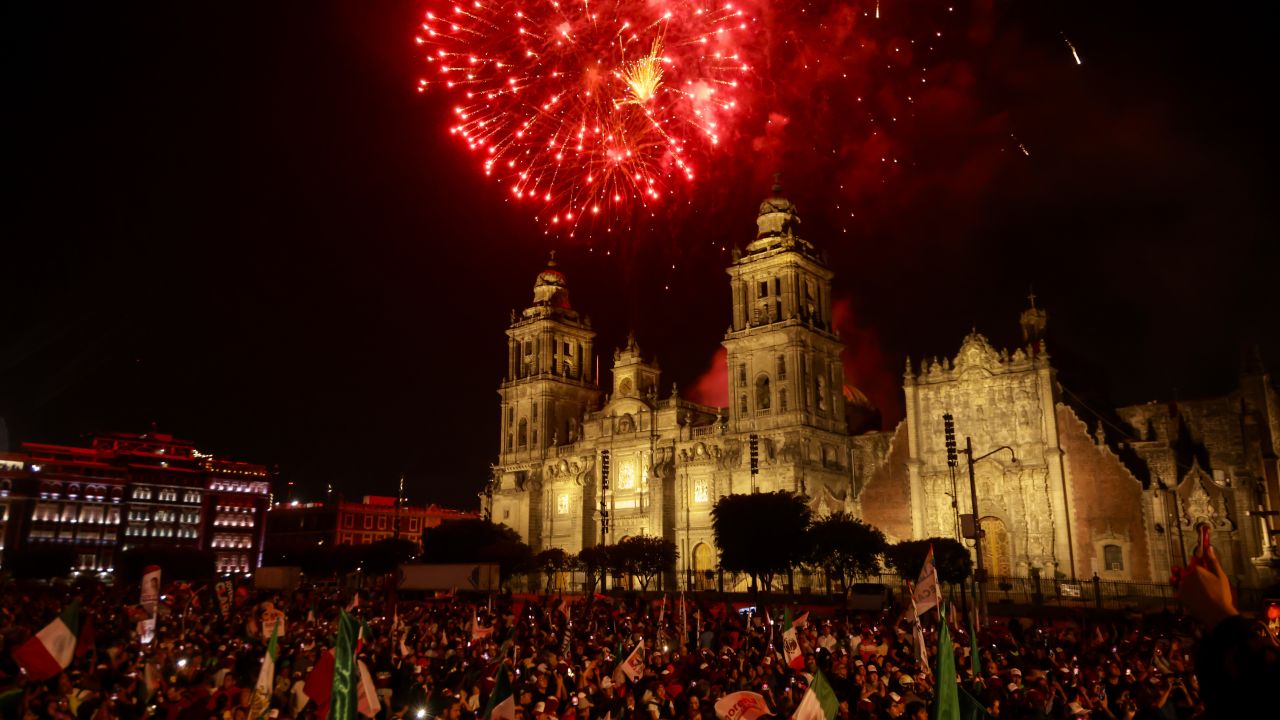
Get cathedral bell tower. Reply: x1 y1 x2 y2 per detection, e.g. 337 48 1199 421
722 181 846 434
499 254 601 462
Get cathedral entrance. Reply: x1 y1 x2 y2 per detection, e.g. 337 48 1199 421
692 542 714 591
980 516 1013 578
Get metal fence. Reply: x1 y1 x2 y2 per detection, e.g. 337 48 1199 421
505 568 1266 611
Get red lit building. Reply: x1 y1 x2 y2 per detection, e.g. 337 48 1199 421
264 495 478 558
334 495 476 546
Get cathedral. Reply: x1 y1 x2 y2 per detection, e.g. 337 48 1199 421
486 186 1280 591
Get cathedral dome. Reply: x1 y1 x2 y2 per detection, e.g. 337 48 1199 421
755 178 801 240
532 253 571 309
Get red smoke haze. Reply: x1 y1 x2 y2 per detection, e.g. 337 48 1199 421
683 299 902 430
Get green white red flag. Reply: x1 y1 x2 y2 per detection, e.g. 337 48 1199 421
782 608 805 671
249 625 279 719
791 671 838 720
483 664 516 720
13 601 82 681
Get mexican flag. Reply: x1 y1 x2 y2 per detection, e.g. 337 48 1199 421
781 608 805 671
249 625 280 720
792 671 838 720
303 617 380 720
13 601 82 681
483 664 516 720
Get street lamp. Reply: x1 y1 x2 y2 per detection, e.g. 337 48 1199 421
944 413 1016 627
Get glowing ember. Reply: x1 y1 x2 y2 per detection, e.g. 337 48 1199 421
416 0 751 231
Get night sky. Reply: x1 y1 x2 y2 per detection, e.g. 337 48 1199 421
5 1 1276 510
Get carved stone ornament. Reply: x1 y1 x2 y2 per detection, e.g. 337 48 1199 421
953 332 1003 375
1179 463 1234 531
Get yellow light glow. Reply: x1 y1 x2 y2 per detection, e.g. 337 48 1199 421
619 37 664 106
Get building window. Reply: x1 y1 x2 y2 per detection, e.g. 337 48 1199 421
755 374 771 412
363 515 372 530
779 389 788 412
777 356 786 379
739 395 748 415
518 419 528 447
503 509 510 520
132 487 151 500
343 515 353 528
1104 544 1123 571
758 280 768 297
377 517 387 531
738 365 747 387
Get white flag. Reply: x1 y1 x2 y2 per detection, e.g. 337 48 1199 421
357 658 381 717
713 691 772 720
912 546 938 616
472 612 495 641
617 640 645 682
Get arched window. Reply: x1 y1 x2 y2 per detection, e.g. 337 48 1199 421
755 374 771 412
1104 544 1124 571
777 355 786 379
518 419 528 447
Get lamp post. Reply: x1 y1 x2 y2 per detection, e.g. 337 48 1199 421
944 414 1016 627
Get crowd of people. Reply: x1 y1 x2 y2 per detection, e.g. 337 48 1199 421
0 548 1274 720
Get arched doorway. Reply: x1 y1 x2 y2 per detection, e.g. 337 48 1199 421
980 516 1013 578
692 542 714 591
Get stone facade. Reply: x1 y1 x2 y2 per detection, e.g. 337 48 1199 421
488 190 1280 590
489 188 859 587
1113 353 1280 588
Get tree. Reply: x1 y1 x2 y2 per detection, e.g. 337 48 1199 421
711 491 811 592
806 512 887 600
117 547 216 583
533 547 573 593
883 538 973 585
363 537 420 575
7 546 76 580
421 519 533 581
606 536 677 591
577 545 609 594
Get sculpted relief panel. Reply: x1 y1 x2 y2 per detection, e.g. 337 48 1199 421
915 372 1046 469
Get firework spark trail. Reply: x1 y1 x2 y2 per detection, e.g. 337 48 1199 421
1062 33 1082 65
417 0 751 234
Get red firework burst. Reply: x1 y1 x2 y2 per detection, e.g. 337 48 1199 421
416 0 751 232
